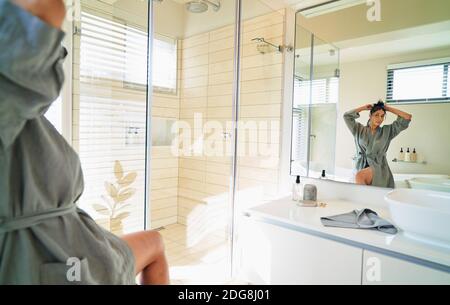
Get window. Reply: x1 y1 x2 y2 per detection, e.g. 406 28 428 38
292 107 309 176
386 59 450 103
80 12 177 93
152 36 178 94
45 96 62 134
293 75 339 106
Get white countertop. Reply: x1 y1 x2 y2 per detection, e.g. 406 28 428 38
245 197 450 269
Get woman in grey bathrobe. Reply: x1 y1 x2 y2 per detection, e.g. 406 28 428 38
344 101 412 188
0 0 169 284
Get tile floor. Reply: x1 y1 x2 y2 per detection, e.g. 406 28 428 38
159 223 247 285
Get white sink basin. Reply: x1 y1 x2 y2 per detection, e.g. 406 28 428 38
385 189 450 248
408 178 450 193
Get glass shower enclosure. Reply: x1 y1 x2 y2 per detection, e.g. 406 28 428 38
291 23 340 180
70 0 286 284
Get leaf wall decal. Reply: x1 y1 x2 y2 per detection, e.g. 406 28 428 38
114 160 124 181
119 172 137 187
115 212 131 221
105 182 118 198
93 204 110 216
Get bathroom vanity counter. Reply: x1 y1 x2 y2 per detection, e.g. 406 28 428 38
243 197 450 272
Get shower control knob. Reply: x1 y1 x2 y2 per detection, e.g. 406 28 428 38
223 132 232 140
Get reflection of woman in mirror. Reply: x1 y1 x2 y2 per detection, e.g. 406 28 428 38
344 101 412 188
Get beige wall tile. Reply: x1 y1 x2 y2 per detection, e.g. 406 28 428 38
183 33 209 49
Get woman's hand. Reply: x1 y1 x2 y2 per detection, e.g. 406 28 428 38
12 0 66 29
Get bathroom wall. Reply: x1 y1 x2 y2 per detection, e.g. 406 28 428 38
336 47 450 176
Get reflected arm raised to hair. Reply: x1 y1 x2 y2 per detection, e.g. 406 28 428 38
385 105 412 121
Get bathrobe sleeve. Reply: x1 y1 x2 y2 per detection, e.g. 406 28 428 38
0 0 66 148
343 110 364 136
387 115 411 140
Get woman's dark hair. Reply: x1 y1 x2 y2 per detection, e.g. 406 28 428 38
367 100 386 126
370 100 386 115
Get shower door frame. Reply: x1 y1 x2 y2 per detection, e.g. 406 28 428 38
144 0 244 279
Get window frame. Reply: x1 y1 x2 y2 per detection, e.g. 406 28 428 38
45 15 73 143
386 58 450 105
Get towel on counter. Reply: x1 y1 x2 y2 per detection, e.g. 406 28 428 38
320 209 398 235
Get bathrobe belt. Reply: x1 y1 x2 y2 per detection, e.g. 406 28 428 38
0 204 77 234
358 152 386 163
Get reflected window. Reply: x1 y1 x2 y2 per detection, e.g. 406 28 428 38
294 76 339 106
387 60 450 103
45 96 62 134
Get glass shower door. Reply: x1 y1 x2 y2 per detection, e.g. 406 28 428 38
309 37 339 179
235 0 287 280
150 0 237 284
290 24 340 179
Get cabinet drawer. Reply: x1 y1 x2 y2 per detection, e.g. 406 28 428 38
240 218 363 285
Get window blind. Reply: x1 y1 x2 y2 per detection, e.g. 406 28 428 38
293 76 339 106
292 107 309 162
80 12 177 92
386 62 450 103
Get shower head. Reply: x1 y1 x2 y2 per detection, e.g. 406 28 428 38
186 0 221 13
252 37 282 54
186 1 208 13
252 38 264 42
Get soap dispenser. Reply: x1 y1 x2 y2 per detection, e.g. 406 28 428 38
404 148 411 162
411 148 417 162
399 148 405 161
292 176 303 201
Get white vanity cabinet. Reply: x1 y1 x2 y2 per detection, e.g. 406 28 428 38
240 216 450 285
362 251 450 285
240 217 363 285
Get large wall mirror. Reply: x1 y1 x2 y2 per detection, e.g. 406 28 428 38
291 0 450 190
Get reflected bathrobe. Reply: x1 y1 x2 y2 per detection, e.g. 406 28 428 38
0 0 135 284
343 110 410 188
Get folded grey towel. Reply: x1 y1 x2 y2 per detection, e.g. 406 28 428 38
321 209 398 235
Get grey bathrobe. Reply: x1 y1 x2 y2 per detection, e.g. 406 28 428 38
0 0 135 284
343 110 410 188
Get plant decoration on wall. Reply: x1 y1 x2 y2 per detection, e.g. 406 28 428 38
93 160 137 235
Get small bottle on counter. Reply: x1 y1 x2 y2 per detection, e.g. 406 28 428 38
411 148 417 162
292 176 303 201
320 170 326 179
399 148 405 161
404 148 411 162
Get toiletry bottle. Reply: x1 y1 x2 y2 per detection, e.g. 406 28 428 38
404 148 411 162
321 170 326 179
399 148 404 161
411 148 417 162
292 176 303 201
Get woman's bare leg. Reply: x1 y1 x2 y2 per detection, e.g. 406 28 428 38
122 231 170 285
355 167 374 185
